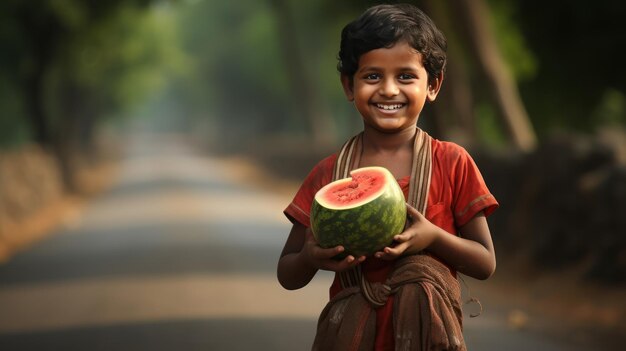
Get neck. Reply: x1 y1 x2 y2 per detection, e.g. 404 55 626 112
362 126 417 152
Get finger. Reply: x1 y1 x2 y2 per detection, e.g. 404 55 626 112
406 203 423 219
326 255 365 272
373 251 389 260
340 254 366 265
322 254 353 270
376 243 408 260
375 252 396 260
383 244 407 260
339 255 366 270
393 231 412 243
314 245 345 260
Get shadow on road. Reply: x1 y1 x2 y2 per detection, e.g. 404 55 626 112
0 317 317 351
0 221 285 286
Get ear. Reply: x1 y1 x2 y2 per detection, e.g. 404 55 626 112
340 74 355 101
426 71 444 102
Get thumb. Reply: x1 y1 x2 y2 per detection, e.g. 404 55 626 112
305 228 318 243
406 203 425 221
406 204 424 225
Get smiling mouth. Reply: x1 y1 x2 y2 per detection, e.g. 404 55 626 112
375 103 405 110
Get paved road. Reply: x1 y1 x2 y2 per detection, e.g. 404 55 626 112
0 135 615 350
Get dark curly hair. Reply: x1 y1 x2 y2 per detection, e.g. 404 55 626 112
337 3 447 86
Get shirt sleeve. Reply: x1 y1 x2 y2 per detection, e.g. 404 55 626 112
450 145 499 227
283 155 336 227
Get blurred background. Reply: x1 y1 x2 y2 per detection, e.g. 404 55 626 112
0 0 624 350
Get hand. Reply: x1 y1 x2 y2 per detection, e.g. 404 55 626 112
374 203 440 260
301 228 366 272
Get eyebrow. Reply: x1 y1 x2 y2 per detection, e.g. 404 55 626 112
358 66 420 73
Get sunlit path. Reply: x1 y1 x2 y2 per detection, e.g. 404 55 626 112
0 273 329 333
0 134 332 350
0 135 612 350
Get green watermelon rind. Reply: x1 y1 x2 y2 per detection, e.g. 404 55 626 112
310 167 407 257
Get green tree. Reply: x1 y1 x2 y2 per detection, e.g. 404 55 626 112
515 0 626 134
0 0 185 191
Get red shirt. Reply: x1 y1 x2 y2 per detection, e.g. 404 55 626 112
284 138 498 350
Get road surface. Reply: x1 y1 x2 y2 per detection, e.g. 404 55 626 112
0 135 616 350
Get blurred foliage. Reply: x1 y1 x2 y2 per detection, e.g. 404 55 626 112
177 0 290 139
161 0 365 149
0 0 185 150
515 0 626 135
47 2 187 129
166 0 625 150
1 0 625 152
593 89 626 127
0 75 28 146
487 0 537 81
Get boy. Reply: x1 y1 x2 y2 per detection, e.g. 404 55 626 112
278 4 498 350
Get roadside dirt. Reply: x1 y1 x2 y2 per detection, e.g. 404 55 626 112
0 161 119 263
474 258 625 346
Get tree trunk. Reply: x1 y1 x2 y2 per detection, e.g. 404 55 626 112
17 5 57 148
268 0 335 146
420 0 477 145
53 80 87 194
23 64 51 147
454 0 537 152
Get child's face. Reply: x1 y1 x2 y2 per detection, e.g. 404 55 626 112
341 41 441 133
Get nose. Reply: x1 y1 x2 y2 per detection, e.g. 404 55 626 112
379 78 399 97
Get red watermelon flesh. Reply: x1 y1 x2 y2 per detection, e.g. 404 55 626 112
319 172 385 207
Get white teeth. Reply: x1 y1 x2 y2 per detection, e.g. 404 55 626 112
376 103 403 110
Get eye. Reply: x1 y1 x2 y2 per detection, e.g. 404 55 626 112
363 73 381 81
398 73 416 81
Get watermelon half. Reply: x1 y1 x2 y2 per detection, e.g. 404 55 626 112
311 166 407 257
